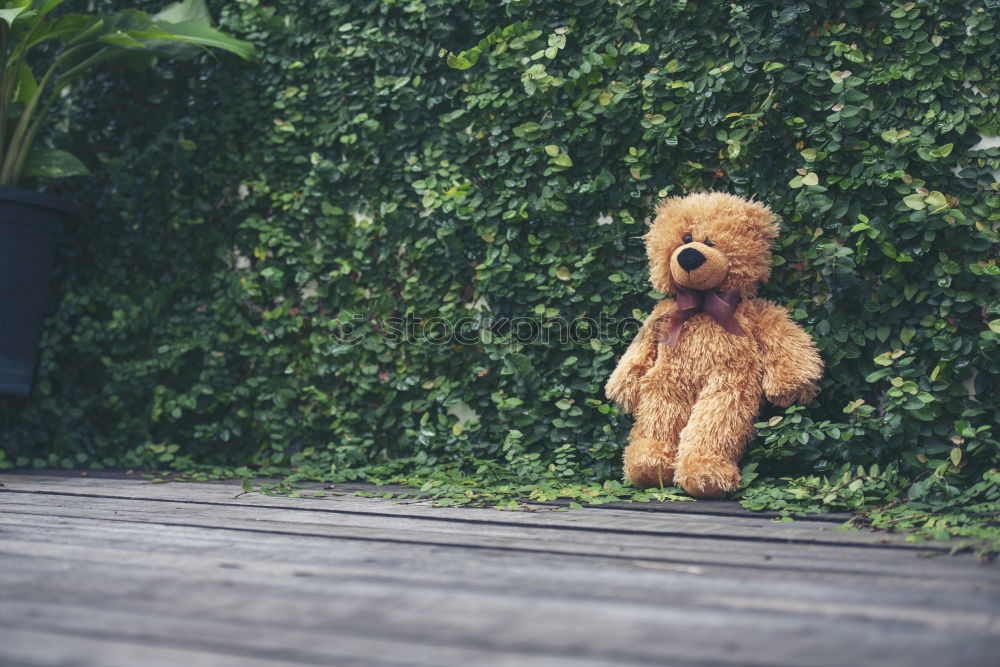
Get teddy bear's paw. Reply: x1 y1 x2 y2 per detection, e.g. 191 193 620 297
675 456 741 499
605 373 644 414
767 382 819 408
623 438 677 489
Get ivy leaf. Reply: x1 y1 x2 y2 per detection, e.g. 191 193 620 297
446 51 480 70
930 143 953 158
924 191 947 209
949 448 962 466
23 149 91 179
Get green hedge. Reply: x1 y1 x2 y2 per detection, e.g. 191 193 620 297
2 1 998 535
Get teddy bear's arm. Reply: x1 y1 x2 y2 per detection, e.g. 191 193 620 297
755 302 823 408
604 305 665 415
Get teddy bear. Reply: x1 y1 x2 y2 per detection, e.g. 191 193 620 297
605 192 823 499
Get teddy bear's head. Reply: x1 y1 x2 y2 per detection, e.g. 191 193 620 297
644 192 779 298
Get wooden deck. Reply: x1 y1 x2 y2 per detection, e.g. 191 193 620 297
1 472 998 666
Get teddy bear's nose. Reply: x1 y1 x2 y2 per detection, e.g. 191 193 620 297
677 247 706 271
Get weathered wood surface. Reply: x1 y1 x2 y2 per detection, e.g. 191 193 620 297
1 473 998 667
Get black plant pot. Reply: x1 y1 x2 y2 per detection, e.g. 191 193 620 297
0 186 80 397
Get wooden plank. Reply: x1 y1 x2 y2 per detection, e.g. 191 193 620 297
0 517 1000 595
4 522 999 617
0 621 374 667
270 480 854 523
0 628 304 667
0 481 981 566
2 549 998 667
1 495 987 579
0 617 605 667
0 486 870 550
0 485 888 551
0 601 771 667
0 474 927 549
0 471 852 522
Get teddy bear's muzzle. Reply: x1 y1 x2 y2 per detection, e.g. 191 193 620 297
670 242 729 290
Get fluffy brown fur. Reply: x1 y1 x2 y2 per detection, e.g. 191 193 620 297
605 192 823 498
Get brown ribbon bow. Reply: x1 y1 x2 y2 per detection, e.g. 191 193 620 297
654 285 746 347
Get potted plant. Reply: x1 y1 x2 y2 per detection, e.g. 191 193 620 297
0 0 253 396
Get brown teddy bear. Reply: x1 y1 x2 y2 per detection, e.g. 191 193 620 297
605 192 823 499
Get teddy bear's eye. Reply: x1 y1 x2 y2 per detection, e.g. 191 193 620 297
704 237 714 247
683 234 692 243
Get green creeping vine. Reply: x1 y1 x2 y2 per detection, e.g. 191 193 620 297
1 1 997 557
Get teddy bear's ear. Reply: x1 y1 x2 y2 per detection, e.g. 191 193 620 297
652 196 681 221
744 197 780 240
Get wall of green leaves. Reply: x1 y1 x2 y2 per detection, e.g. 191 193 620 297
2 0 998 535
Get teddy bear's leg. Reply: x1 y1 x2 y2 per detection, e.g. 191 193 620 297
623 398 692 488
674 381 760 499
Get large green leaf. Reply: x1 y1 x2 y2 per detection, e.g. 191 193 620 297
21 14 92 49
22 148 90 179
32 0 66 20
143 20 256 60
0 1 33 27
152 0 211 25
52 8 252 87
14 61 37 104
62 16 107 47
57 8 253 77
97 32 149 49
